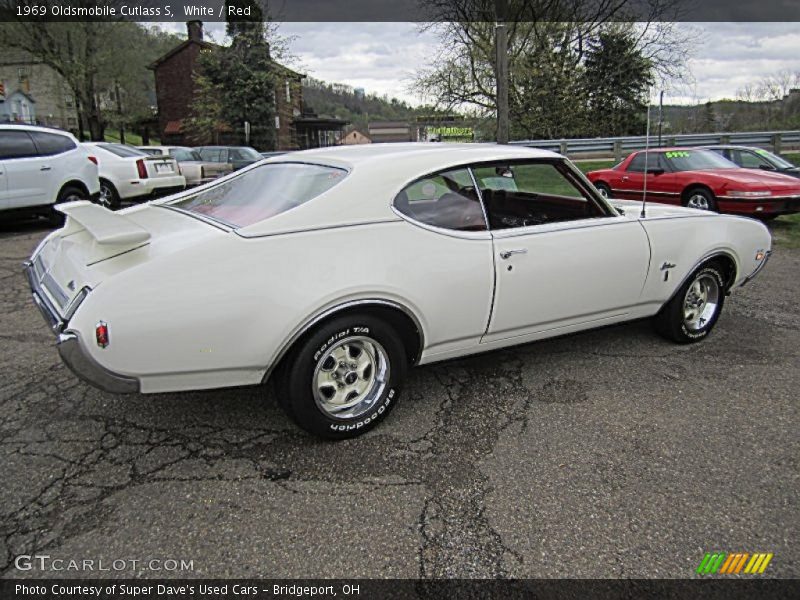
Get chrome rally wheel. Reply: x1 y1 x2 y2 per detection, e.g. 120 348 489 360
276 315 407 439
312 336 389 420
682 273 720 332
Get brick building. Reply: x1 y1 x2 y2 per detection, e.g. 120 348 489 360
149 21 308 150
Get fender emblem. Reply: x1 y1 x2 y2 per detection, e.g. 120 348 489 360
67 280 76 291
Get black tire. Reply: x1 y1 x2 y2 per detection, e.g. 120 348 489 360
47 185 87 227
276 315 407 439
682 187 718 212
653 263 726 343
594 182 612 199
98 179 121 210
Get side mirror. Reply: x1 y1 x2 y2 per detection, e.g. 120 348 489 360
646 167 665 175
759 164 775 171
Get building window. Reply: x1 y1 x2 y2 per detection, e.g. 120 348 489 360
285 80 291 103
275 116 280 130
17 67 28 82
64 94 74 108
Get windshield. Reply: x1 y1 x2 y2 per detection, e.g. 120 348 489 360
754 148 795 169
236 147 262 160
97 143 148 158
170 148 202 161
661 149 738 172
168 162 348 227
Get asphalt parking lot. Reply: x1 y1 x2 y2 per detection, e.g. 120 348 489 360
1 217 797 579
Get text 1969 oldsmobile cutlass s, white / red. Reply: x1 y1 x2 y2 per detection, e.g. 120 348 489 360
25 144 771 438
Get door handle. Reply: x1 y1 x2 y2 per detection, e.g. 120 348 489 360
40 166 52 171
500 249 527 260
621 176 629 181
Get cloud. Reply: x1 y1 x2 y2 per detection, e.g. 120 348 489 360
152 22 798 107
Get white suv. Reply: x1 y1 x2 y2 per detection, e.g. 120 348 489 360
0 125 100 223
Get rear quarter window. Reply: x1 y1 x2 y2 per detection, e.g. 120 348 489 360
29 131 76 156
168 162 348 227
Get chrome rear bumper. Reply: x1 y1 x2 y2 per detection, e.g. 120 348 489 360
57 333 139 394
24 259 139 394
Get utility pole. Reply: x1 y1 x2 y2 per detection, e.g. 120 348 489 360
495 0 509 144
657 90 664 147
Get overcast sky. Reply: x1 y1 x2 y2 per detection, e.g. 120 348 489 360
156 21 800 106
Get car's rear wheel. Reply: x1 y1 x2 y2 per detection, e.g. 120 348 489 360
654 263 725 343
98 179 121 210
683 187 718 212
276 315 407 439
594 182 611 199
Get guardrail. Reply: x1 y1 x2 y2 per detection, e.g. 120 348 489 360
510 131 800 160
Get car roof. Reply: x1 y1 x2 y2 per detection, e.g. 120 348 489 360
0 123 74 137
270 142 561 169
701 145 768 151
236 143 565 237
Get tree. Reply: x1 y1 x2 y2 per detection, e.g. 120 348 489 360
0 10 180 140
412 0 692 139
187 0 279 150
583 28 653 136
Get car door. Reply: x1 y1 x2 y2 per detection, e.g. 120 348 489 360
473 160 651 343
612 152 647 199
0 129 55 208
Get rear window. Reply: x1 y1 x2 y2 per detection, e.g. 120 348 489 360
170 148 202 161
168 162 348 227
96 143 148 158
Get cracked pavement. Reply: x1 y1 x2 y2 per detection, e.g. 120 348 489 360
0 216 797 579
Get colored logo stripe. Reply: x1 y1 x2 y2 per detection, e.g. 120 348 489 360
698 552 773 574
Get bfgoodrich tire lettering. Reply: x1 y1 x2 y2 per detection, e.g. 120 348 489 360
654 263 725 343
277 315 407 439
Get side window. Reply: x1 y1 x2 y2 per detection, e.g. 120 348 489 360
200 149 222 162
394 168 487 231
229 149 244 161
473 161 605 229
736 150 769 169
0 131 39 159
29 131 76 156
626 153 648 172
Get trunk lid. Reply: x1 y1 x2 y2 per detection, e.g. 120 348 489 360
142 155 180 179
31 201 225 319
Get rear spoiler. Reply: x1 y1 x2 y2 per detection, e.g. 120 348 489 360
56 201 150 263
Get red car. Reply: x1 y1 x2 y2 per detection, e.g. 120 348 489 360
587 148 800 218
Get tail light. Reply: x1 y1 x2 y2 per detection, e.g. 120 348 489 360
88 155 98 165
96 321 109 348
136 159 148 179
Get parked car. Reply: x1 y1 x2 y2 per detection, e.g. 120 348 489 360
137 146 233 186
82 143 185 209
702 145 800 179
197 145 262 171
0 124 99 223
587 148 800 218
25 144 771 439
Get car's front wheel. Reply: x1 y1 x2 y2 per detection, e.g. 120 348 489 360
276 315 407 439
654 263 726 343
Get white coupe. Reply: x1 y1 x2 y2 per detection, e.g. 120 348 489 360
25 144 771 438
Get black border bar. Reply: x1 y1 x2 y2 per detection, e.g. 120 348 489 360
1 0 800 22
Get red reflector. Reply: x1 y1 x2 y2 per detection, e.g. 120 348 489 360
88 155 98 165
96 322 109 348
136 158 148 179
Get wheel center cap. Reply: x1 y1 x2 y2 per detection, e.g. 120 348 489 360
344 372 358 385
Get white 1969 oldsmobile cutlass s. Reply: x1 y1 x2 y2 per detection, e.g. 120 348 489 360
26 144 771 438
